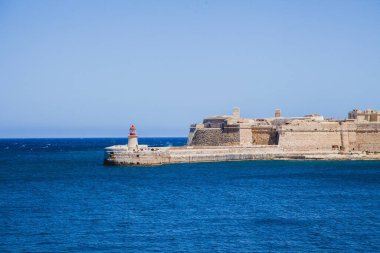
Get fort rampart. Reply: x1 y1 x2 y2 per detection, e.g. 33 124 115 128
188 108 380 153
105 108 380 165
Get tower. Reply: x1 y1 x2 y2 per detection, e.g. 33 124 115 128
275 109 281 118
232 107 240 119
128 124 138 150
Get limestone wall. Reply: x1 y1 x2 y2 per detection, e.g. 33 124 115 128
252 126 278 145
221 126 240 145
239 124 253 146
189 127 240 146
278 121 343 151
340 122 357 151
356 123 380 152
187 114 380 151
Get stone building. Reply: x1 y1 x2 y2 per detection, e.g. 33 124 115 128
348 109 380 122
188 108 380 153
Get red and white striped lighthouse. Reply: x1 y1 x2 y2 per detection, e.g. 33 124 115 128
128 124 138 149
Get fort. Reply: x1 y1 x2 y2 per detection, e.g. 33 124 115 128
104 108 380 165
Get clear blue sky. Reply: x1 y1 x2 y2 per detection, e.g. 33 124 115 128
1 0 379 137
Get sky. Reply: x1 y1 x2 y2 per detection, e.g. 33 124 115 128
0 0 379 137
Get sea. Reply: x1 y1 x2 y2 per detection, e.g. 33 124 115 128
0 138 379 252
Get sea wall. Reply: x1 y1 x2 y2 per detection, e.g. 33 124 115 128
104 145 380 166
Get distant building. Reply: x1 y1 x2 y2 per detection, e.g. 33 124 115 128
188 108 380 152
348 109 380 122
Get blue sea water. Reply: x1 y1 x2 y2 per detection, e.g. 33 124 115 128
0 138 379 252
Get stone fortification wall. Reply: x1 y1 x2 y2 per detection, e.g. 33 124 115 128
339 122 357 152
190 127 240 146
239 124 253 146
188 110 380 152
277 121 380 152
252 126 278 145
187 124 198 145
355 123 380 152
278 121 343 151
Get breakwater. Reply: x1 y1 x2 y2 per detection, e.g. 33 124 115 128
104 145 380 165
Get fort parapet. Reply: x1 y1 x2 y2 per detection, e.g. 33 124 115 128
104 108 380 165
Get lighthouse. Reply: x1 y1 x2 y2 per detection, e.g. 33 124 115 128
128 124 138 150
